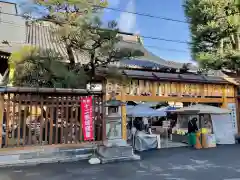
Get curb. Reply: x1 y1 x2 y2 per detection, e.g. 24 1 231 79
0 147 95 168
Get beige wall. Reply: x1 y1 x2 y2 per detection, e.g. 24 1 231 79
0 1 17 14
0 1 26 43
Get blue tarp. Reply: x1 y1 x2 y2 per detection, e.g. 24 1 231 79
127 104 166 117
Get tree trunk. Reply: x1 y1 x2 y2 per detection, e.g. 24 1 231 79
220 39 224 54
65 39 75 67
234 33 240 51
90 53 95 80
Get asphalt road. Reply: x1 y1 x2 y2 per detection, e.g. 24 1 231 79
1 145 240 180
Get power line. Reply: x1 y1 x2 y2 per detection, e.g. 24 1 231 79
0 8 187 23
2 10 238 46
2 6 239 25
141 35 189 44
95 5 239 23
0 21 190 53
0 6 187 23
0 19 191 44
145 45 189 53
103 6 187 23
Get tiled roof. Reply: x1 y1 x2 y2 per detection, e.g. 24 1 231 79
119 59 168 69
0 20 201 74
25 22 146 64
26 22 90 64
115 41 198 71
122 69 230 84
24 21 200 71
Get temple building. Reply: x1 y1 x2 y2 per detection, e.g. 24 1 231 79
0 0 239 143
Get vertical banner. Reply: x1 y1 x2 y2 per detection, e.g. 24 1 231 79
81 96 94 141
228 103 238 134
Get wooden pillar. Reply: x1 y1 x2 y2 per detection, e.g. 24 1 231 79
152 82 157 96
221 85 228 108
102 80 108 141
121 82 127 140
234 87 240 134
0 94 3 148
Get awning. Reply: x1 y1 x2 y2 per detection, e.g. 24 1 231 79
127 104 166 117
167 104 230 114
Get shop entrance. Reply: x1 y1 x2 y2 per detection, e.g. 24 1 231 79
126 101 186 151
126 101 224 151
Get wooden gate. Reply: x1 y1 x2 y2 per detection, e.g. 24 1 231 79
0 87 104 148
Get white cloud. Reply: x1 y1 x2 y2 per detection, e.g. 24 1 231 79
108 0 120 8
118 0 136 33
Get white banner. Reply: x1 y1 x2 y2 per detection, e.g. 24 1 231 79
211 114 235 144
227 103 238 134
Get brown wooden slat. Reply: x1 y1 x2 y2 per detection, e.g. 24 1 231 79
39 96 44 145
70 97 74 144
96 96 101 141
12 93 16 145
74 101 79 143
79 97 82 142
0 91 103 148
28 97 32 145
102 95 106 141
49 106 53 145
22 97 27 146
17 94 21 146
5 93 10 147
55 96 59 144
65 97 69 144
34 101 38 145
60 96 64 144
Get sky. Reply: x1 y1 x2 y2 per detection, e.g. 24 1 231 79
5 0 192 63
104 0 192 63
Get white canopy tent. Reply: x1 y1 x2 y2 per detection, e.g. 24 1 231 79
167 104 230 114
127 104 167 117
168 104 235 145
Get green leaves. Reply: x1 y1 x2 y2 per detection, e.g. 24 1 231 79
184 0 240 71
18 0 143 87
9 47 89 88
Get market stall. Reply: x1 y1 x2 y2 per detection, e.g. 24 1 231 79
126 104 166 151
167 104 234 148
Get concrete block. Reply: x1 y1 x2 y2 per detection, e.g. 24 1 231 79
0 146 94 167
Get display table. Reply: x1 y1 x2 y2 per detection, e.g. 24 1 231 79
172 134 188 143
134 131 161 151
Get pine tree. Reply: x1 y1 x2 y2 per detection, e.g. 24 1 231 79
11 0 143 87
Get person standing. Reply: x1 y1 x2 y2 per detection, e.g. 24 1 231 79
188 117 198 147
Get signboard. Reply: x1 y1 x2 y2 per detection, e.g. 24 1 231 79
163 121 170 128
211 114 235 144
86 83 102 91
81 96 94 141
228 103 238 134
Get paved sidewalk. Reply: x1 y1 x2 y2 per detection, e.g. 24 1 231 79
1 145 240 180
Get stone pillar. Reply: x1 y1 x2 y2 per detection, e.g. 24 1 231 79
121 83 127 140
97 91 140 163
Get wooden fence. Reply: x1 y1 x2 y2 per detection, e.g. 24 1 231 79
0 87 104 148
